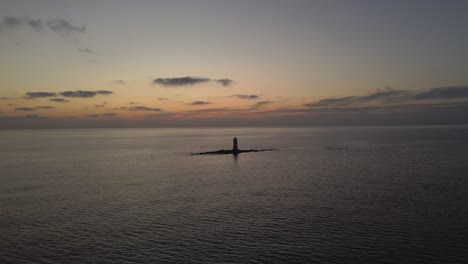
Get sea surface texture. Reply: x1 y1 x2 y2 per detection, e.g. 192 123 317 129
1 126 467 263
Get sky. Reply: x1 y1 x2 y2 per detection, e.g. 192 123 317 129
1 0 468 128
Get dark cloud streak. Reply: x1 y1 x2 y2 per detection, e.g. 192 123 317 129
47 18 85 34
216 79 234 86
127 106 161 112
190 101 211 105
1 16 84 35
60 90 113 98
25 92 57 98
305 86 468 108
15 106 54 111
153 76 233 87
251 101 272 109
78 48 94 53
112 80 125 85
232 94 259 100
15 107 36 111
50 98 70 103
35 106 54 109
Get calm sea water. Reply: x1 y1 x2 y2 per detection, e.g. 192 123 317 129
1 126 467 263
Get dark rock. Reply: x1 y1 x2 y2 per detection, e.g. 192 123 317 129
191 137 275 155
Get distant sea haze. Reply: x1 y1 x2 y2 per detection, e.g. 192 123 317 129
1 126 467 263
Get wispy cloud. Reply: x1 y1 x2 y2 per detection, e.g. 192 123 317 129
251 101 273 109
153 76 233 87
112 80 125 85
35 106 54 109
46 18 85 34
1 16 25 29
78 48 94 53
0 114 48 121
189 101 211 105
215 79 234 86
0 16 41 31
232 94 260 100
126 106 162 112
24 114 48 120
60 90 113 98
15 107 36 111
101 112 117 116
15 106 54 111
96 90 113 95
414 86 468 100
88 113 117 118
305 86 468 108
27 19 42 31
25 92 57 98
1 16 85 35
50 98 70 103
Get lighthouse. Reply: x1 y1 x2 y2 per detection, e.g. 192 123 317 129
232 137 239 154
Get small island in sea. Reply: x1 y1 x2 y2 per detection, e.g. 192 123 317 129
191 137 275 155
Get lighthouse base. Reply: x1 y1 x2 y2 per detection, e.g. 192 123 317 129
191 148 275 155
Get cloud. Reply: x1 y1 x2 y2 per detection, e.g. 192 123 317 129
61 91 96 98
27 19 42 31
190 107 231 113
26 90 112 99
60 90 113 98
153 77 210 86
414 86 468 100
101 113 117 116
96 90 113 95
0 16 42 31
50 98 70 103
35 106 54 109
24 114 48 120
0 16 43 31
88 113 117 117
232 94 260 100
1 16 84 35
15 107 36 111
251 101 273 109
189 101 211 105
305 86 468 108
1 16 24 29
304 96 357 107
78 48 94 53
127 106 161 112
25 92 57 98
112 80 125 85
46 18 85 34
153 76 233 87
216 79 234 86
15 106 54 111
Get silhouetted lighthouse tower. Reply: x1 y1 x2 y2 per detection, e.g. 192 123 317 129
233 137 239 154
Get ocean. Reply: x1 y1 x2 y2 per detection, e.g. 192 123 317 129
1 126 467 263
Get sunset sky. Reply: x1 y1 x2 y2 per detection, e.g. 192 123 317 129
1 0 468 128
